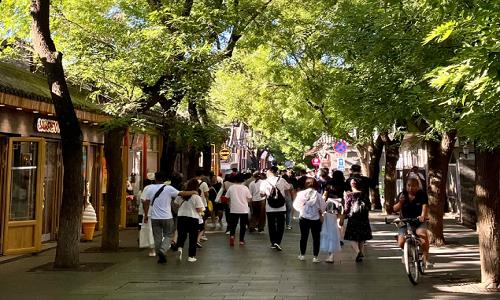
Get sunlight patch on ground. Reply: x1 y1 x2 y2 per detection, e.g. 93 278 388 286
433 283 500 295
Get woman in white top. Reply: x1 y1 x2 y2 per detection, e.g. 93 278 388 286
249 172 266 232
293 177 326 263
225 173 252 246
174 179 205 262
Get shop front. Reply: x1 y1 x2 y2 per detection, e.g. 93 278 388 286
0 98 107 255
123 131 160 227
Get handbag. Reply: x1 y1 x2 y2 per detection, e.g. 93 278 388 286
220 195 229 204
207 200 214 213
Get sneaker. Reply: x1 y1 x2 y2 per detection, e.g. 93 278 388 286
270 244 277 249
225 231 230 235
312 257 320 263
157 252 167 264
355 252 363 263
325 258 334 264
229 236 235 247
177 248 183 261
187 257 197 262
286 226 292 230
274 243 282 251
239 241 245 246
148 249 156 257
425 261 434 269
196 242 203 249
200 236 208 241
298 255 305 261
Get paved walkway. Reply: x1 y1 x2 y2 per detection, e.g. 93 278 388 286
0 213 497 300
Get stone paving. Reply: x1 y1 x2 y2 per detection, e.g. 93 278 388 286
0 212 498 300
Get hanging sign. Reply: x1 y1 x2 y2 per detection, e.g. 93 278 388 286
337 158 345 171
334 140 347 154
311 157 321 167
35 118 60 134
219 148 231 160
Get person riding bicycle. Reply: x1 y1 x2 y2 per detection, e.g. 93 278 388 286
393 177 432 268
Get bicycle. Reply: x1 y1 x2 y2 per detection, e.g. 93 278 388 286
393 218 426 285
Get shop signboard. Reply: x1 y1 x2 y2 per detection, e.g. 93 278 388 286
35 118 60 134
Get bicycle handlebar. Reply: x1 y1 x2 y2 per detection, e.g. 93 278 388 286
393 217 429 224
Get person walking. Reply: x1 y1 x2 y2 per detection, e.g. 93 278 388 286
345 164 370 199
249 172 266 233
208 173 223 228
196 170 210 243
175 179 205 262
340 177 372 262
325 170 346 246
260 166 291 251
143 172 197 264
282 174 294 230
293 177 326 263
225 173 252 246
320 199 342 263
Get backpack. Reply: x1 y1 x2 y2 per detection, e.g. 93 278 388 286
267 177 286 208
349 193 368 217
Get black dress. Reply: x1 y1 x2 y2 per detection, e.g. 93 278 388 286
344 192 373 242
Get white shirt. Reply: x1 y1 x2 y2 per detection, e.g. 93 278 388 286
293 188 326 220
260 175 291 212
198 181 209 207
175 195 204 219
249 180 265 202
143 184 180 219
139 184 156 216
226 184 251 214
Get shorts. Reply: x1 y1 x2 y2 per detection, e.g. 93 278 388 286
398 222 427 236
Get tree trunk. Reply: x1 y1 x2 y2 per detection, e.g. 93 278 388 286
369 135 384 210
160 130 177 177
475 147 500 288
202 144 212 174
382 134 401 215
101 127 125 251
30 0 83 268
427 130 457 246
184 146 199 179
356 144 370 176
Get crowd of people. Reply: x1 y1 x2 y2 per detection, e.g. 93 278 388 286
136 163 430 267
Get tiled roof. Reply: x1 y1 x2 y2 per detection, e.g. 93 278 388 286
0 61 100 112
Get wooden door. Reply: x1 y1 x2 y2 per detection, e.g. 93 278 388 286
3 138 45 255
0 138 8 254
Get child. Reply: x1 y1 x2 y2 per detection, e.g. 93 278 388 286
320 199 342 263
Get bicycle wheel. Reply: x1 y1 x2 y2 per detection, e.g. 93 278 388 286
404 239 419 285
417 245 426 275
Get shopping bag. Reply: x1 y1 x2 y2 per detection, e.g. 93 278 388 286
139 222 154 248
